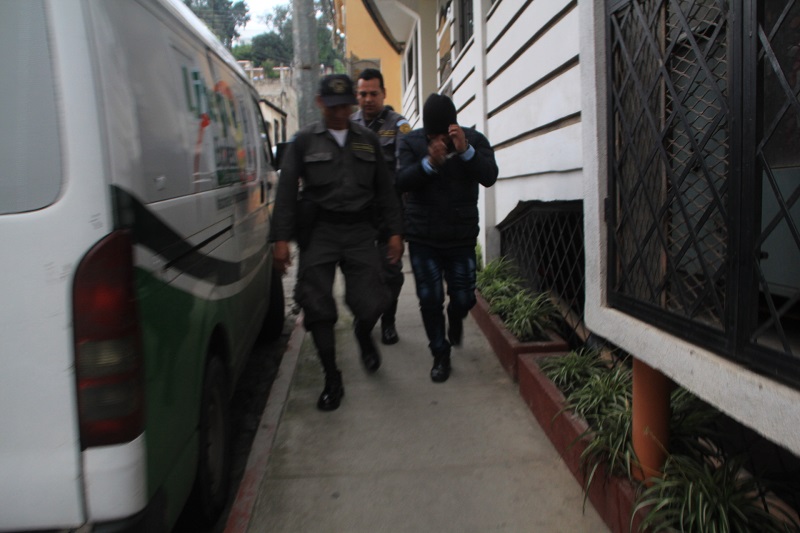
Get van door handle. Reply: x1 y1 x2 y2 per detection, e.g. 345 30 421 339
260 181 265 204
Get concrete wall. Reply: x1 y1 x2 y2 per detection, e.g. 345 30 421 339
253 73 298 143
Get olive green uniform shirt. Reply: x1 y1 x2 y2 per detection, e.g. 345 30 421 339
350 107 411 172
271 120 403 243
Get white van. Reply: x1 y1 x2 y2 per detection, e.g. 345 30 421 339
0 1 284 531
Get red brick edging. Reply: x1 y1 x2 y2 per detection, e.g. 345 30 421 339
517 354 647 533
470 293 568 381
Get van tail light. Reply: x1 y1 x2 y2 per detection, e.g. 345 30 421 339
73 231 144 449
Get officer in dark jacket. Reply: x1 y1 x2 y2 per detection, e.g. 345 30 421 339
396 93 498 383
351 68 411 345
272 74 404 411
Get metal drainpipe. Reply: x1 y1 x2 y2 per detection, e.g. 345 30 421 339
632 358 673 485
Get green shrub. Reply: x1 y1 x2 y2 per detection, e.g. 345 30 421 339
482 279 522 310
580 399 637 498
541 349 798 531
668 388 724 462
476 256 522 293
565 364 632 422
477 257 559 341
635 454 800 533
503 291 558 342
540 348 608 396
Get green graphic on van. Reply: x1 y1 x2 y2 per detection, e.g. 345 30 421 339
111 186 264 286
182 67 249 186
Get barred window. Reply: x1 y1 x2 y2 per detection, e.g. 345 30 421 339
457 0 473 52
607 0 800 386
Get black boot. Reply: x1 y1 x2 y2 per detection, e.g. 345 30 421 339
380 299 400 345
317 370 344 411
430 352 451 383
380 320 399 345
354 319 381 373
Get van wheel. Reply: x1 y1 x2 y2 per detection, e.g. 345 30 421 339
187 357 231 526
262 266 285 341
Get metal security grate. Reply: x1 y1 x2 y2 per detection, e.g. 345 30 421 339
751 3 800 356
609 0 730 329
607 0 800 385
498 201 585 344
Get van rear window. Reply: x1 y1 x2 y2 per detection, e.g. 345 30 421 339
0 1 61 215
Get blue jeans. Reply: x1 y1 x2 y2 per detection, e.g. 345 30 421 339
409 242 477 356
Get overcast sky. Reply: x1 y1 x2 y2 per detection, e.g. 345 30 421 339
238 0 290 42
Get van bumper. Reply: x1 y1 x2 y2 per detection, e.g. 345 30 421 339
91 489 166 533
84 435 147 522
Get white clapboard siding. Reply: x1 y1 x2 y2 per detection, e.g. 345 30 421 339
493 168 584 222
488 64 580 146
487 9 579 111
451 41 478 90
456 93 481 129
486 0 570 72
494 121 582 178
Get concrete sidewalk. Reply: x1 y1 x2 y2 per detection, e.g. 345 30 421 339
226 268 609 533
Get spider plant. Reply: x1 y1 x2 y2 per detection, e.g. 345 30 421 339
668 388 724 462
570 370 725 482
540 346 798 531
500 290 559 341
579 398 637 506
634 454 800 533
476 256 561 341
487 288 519 319
476 256 522 293
557 363 636 507
565 364 632 422
481 278 523 311
539 347 608 397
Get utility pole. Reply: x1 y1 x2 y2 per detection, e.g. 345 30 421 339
292 0 319 128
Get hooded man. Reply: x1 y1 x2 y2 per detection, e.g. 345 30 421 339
395 93 498 382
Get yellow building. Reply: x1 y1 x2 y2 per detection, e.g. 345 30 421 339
334 0 404 112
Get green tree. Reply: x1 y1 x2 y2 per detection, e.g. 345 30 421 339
184 0 249 49
232 0 343 77
232 42 252 61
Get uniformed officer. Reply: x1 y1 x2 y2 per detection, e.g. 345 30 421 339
351 68 411 345
271 74 404 411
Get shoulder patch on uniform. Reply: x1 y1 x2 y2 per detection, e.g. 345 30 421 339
399 122 411 134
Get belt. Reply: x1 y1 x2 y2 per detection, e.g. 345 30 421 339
317 208 373 224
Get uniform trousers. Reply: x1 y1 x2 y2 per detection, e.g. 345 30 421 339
296 220 389 370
